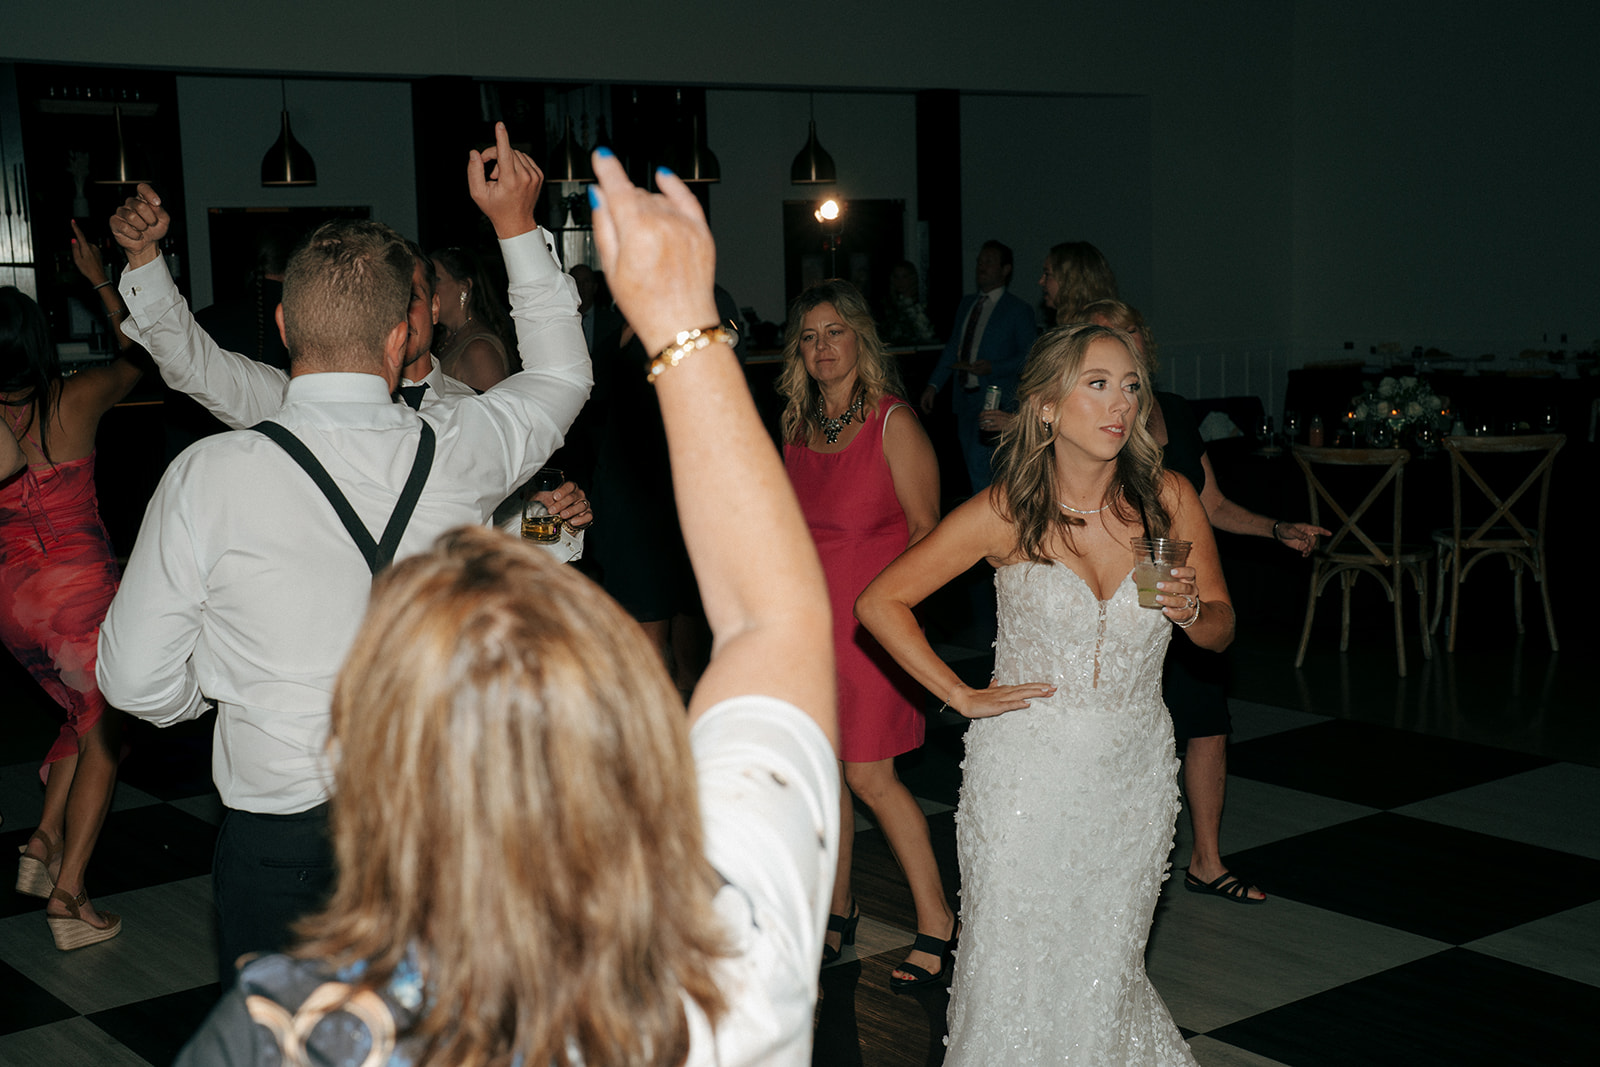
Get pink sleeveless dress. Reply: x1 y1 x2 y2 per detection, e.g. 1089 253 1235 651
0 436 121 780
784 398 925 762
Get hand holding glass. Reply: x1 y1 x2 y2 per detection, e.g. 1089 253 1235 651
1130 538 1192 609
521 467 566 543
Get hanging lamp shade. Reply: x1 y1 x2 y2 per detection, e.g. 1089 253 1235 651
790 119 835 184
92 106 150 186
677 114 720 183
548 116 594 183
261 111 317 186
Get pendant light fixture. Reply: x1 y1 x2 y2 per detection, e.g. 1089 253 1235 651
671 90 720 184
92 106 149 186
789 94 835 185
261 80 317 187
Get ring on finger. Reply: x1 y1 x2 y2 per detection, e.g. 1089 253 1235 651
1183 595 1198 611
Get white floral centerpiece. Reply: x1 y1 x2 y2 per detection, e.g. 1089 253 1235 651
1352 376 1451 434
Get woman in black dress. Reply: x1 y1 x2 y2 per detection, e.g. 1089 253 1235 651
1076 299 1328 903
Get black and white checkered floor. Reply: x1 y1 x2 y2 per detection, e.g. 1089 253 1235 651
2 625 1595 1066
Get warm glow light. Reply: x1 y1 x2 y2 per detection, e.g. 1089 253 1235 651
814 199 841 223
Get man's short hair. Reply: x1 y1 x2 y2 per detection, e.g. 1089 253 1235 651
282 220 413 368
980 239 1014 272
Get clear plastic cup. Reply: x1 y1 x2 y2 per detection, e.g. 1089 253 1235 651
1129 537 1192 609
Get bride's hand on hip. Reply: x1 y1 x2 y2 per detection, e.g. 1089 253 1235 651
953 680 1057 719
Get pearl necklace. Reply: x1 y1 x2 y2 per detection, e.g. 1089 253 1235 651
1058 500 1109 516
815 390 866 444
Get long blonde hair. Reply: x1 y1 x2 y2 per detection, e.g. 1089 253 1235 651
990 323 1169 563
776 279 904 444
295 526 728 1066
1044 241 1119 325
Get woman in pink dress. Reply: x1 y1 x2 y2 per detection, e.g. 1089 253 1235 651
3 232 145 950
778 280 955 989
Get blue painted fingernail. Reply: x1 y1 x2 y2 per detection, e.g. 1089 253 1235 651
595 146 614 159
587 186 599 208
657 166 675 178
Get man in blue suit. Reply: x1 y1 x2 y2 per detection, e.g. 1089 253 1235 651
920 240 1037 492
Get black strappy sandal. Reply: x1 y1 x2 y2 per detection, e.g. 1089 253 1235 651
1183 868 1266 905
821 901 860 966
888 929 957 992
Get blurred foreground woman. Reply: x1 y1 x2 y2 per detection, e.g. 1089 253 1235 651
177 148 838 1067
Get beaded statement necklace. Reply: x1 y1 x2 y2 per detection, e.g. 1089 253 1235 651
815 390 867 445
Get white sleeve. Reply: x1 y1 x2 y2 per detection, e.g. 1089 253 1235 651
688 696 838 1065
119 258 291 430
692 695 839 951
96 453 210 725
431 229 593 511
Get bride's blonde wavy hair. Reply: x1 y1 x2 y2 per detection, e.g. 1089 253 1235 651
295 526 728 1066
990 323 1169 563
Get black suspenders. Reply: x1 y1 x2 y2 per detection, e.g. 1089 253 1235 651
252 421 436 575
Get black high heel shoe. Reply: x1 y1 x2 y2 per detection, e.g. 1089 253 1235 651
889 929 957 992
821 901 860 966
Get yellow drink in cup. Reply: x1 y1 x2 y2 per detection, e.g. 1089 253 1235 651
1129 538 1192 609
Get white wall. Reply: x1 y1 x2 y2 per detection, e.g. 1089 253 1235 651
706 90 917 326
706 90 1156 336
5 2 1146 96
10 2 1596 417
4 1 1292 361
1289 2 1600 360
175 76 416 307
961 94 1153 330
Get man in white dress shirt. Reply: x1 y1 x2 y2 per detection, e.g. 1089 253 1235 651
96 125 591 984
112 207 593 535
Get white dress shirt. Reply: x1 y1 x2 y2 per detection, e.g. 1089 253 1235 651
98 230 590 814
960 285 1004 389
116 234 561 427
117 231 578 554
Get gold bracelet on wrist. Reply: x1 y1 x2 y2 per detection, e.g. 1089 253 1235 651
648 325 733 383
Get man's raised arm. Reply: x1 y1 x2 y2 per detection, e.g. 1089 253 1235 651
111 184 290 430
449 124 592 500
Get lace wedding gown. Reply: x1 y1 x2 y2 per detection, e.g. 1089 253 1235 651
946 562 1196 1065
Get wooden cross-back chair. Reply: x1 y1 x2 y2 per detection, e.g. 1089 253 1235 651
1430 434 1565 652
1291 446 1434 676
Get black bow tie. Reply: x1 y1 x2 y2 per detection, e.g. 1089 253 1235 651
397 383 429 410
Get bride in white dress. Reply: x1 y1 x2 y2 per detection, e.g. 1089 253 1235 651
858 323 1234 1065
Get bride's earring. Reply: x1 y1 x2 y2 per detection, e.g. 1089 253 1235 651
1042 418 1053 434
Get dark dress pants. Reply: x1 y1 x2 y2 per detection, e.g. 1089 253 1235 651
212 803 334 990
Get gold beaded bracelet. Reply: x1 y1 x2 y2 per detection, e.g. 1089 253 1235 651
648 325 733 383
